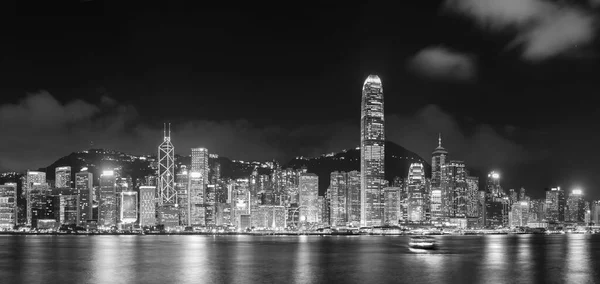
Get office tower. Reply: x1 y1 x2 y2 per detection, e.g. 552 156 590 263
509 201 530 228
139 186 156 227
209 153 221 184
545 187 566 223
442 161 468 218
24 171 46 225
329 172 348 226
250 205 287 229
465 176 479 218
528 199 545 222
519 187 527 201
52 194 79 225
176 167 190 226
299 173 319 223
55 166 72 188
346 171 361 226
484 171 504 228
75 171 93 224
360 74 385 227
98 170 117 228
0 183 17 229
566 189 585 223
231 178 251 228
191 148 209 186
430 188 442 221
158 123 176 206
120 191 138 225
407 163 425 222
431 134 448 190
383 187 401 225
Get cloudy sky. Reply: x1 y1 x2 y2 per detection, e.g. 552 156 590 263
4 1 600 199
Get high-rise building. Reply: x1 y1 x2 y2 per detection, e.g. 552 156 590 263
158 124 176 206
431 134 448 189
591 200 600 225
52 194 79 225
176 167 190 226
528 199 546 222
139 186 156 227
383 187 401 225
566 189 585 223
120 191 138 225
191 148 209 186
442 161 468 218
0 183 17 229
465 176 480 218
55 166 72 188
76 171 93 224
190 148 209 226
484 171 505 228
24 170 46 225
509 201 530 228
98 170 117 228
545 187 566 223
407 163 426 222
360 74 385 227
299 173 319 223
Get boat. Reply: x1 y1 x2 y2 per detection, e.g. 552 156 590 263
408 236 436 249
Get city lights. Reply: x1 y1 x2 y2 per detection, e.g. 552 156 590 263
102 170 114 176
572 189 582 195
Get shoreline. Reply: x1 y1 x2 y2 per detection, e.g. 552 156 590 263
0 232 579 236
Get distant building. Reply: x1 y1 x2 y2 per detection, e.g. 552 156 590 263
383 187 401 225
158 124 176 206
139 186 156 227
98 170 117 228
566 189 585 223
55 166 72 188
120 191 138 225
299 173 319 223
509 201 530 228
442 161 468 218
25 171 46 225
407 163 426 222
329 171 360 226
76 171 93 224
0 183 17 229
545 187 566 223
251 205 286 229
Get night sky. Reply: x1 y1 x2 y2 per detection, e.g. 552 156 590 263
3 1 600 199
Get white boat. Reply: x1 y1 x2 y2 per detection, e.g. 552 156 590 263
408 236 436 249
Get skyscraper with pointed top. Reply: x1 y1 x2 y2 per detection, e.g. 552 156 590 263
430 134 448 221
158 123 176 206
360 74 385 227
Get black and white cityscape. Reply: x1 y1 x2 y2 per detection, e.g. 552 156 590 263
3 1 600 283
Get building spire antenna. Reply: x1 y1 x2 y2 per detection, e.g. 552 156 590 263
168 122 171 138
438 133 442 147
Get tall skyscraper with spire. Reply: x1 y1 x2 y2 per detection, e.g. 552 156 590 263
360 74 385 227
431 134 448 189
158 123 176 206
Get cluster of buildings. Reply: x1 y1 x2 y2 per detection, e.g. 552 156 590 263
0 75 598 232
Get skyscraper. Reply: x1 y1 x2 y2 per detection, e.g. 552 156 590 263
431 134 448 189
98 170 117 228
0 183 17 229
360 74 385 227
545 187 566 223
566 189 585 223
190 148 209 226
55 166 71 188
139 186 157 227
407 163 425 222
24 170 46 226
158 123 176 206
299 173 319 223
75 170 93 224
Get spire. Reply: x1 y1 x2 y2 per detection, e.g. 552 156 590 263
168 123 171 138
163 123 166 138
438 133 442 147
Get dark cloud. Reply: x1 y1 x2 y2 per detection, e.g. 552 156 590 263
407 46 477 82
444 0 598 61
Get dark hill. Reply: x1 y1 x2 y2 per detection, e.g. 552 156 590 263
284 141 431 195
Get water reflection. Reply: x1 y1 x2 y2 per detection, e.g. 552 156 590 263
480 235 508 283
565 235 591 284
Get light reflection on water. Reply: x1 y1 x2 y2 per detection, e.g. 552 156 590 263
1 234 600 284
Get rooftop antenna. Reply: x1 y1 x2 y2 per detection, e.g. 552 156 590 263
438 133 442 147
163 123 166 138
168 122 171 138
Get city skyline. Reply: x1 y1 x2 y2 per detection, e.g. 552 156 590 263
3 1 600 200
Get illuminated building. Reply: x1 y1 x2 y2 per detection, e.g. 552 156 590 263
139 186 156 227
25 170 46 225
190 148 209 225
76 171 93 224
158 205 179 229
509 201 530 228
465 176 479 218
566 189 585 223
30 183 49 228
158 123 176 206
431 134 448 218
407 163 425 222
299 173 319 223
209 153 221 184
360 74 385 227
383 187 401 225
175 167 190 226
484 171 505 228
120 191 138 224
545 187 565 223
318 196 327 225
55 166 72 188
53 194 79 225
592 201 600 225
528 199 546 222
205 184 216 225
250 205 286 229
98 170 117 228
231 178 250 228
215 203 231 226
441 161 468 218
329 171 349 226
0 183 17 229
